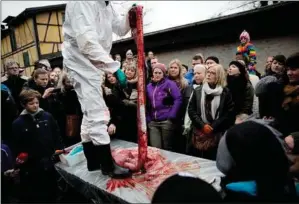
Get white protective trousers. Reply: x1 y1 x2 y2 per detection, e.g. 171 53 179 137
62 1 130 145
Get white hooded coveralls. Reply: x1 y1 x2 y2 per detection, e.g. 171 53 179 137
62 1 130 145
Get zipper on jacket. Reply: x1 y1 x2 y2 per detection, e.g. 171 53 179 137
152 85 158 120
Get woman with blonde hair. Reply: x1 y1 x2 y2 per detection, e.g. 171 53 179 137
167 59 189 152
168 59 189 91
56 71 82 146
188 64 235 160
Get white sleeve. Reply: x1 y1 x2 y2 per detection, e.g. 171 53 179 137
71 2 112 64
111 5 131 37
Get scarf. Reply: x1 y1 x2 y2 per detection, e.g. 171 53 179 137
183 84 201 133
200 82 223 124
282 85 299 110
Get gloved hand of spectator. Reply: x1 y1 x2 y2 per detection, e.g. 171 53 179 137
202 124 213 135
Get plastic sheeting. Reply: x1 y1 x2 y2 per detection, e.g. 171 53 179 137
55 139 224 203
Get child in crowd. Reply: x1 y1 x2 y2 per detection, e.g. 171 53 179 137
11 89 64 203
236 30 257 75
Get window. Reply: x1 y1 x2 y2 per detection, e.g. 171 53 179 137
23 52 30 67
10 29 17 51
62 12 65 23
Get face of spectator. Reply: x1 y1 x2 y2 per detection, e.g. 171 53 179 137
64 78 72 88
192 59 202 68
125 68 136 80
287 67 299 84
107 73 117 84
151 58 158 67
271 60 284 74
193 67 205 84
148 51 154 59
206 66 217 85
49 72 57 81
206 59 217 68
25 98 39 113
240 37 247 44
168 63 180 78
266 57 273 69
181 67 188 76
153 68 164 82
35 74 49 88
228 64 241 76
115 55 121 62
53 67 61 76
6 63 19 76
126 52 133 59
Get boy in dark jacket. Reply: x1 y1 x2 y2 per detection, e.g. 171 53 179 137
11 89 64 203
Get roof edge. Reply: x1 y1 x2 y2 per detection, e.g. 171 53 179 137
113 1 295 44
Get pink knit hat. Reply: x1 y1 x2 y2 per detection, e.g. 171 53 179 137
240 30 250 41
152 63 167 75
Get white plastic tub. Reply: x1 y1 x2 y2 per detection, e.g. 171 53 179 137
59 142 86 167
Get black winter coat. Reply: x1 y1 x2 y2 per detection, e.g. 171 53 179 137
188 86 235 133
11 109 63 171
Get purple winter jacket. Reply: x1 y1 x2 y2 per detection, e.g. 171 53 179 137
146 78 182 122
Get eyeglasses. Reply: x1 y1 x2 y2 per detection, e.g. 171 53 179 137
8 67 19 70
207 70 216 75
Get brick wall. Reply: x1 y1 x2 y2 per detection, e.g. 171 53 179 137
155 35 299 73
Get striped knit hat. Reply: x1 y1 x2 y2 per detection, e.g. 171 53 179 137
240 30 250 41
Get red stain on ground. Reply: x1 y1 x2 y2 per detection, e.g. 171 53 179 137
107 147 200 199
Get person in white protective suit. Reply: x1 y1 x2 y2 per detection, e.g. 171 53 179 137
62 1 132 178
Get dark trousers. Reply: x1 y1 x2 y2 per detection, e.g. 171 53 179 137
148 120 175 151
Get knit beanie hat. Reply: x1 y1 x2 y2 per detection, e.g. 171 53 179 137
273 55 286 65
229 60 247 76
217 120 289 181
240 30 250 41
205 56 220 64
152 173 222 203
152 63 167 75
255 75 278 96
286 52 299 69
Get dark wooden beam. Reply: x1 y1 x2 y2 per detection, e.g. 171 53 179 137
52 43 55 53
36 23 63 26
40 51 62 60
43 12 52 42
33 15 41 59
39 41 61 43
1 42 35 59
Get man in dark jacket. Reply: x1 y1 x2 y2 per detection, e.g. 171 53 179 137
2 59 27 112
22 68 55 113
11 89 63 203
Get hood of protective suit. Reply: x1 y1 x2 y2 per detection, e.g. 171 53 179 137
62 1 130 74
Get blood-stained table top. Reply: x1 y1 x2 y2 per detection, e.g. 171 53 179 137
55 139 224 204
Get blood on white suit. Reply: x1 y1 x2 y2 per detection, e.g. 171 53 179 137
62 1 130 145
